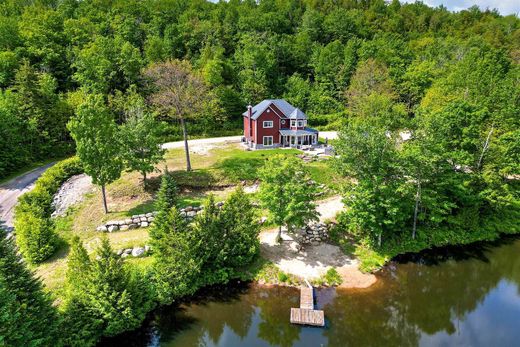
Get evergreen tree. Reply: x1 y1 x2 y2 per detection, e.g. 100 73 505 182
154 170 178 213
219 187 260 269
83 237 151 336
66 235 91 292
13 208 57 263
150 206 199 304
0 232 60 346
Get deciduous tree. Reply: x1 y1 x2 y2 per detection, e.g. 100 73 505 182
144 60 209 171
67 94 123 213
258 155 319 242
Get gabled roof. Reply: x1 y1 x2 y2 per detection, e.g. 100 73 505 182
243 99 307 120
289 108 307 120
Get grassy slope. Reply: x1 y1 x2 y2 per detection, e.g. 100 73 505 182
35 143 342 297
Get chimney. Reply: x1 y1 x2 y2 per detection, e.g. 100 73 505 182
247 104 253 139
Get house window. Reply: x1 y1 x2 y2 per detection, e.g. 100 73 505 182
263 121 273 128
291 120 296 127
297 120 303 127
263 136 273 146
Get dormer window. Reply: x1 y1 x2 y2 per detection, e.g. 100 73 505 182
297 120 303 127
291 120 296 127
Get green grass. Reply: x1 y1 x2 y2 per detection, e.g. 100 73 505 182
34 142 343 295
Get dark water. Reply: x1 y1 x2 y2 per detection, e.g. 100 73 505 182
102 236 520 346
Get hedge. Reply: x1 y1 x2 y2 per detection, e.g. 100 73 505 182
14 157 83 263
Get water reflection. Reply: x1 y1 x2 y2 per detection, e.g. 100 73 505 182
100 236 520 347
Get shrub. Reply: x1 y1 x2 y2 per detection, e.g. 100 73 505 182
14 157 83 263
323 268 343 286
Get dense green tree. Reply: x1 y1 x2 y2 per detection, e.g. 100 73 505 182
150 206 199 304
120 104 165 187
14 210 57 263
258 155 319 241
0 232 60 346
73 36 142 94
68 95 124 213
83 237 153 337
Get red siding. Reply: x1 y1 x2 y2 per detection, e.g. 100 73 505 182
243 116 249 139
254 105 281 145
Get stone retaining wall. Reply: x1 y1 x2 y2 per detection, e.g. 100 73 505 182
96 203 224 232
299 222 333 245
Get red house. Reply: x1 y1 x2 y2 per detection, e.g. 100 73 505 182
243 99 319 149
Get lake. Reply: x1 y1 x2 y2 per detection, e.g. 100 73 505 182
101 236 520 346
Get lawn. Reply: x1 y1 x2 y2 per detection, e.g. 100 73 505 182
34 142 344 297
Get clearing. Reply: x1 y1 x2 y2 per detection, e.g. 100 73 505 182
32 140 370 298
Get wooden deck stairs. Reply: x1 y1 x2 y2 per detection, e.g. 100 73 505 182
290 281 325 327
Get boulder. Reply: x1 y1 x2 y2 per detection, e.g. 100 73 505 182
145 212 153 218
96 225 108 232
131 247 145 257
121 253 130 258
120 225 129 231
185 206 193 212
132 218 140 224
144 245 151 253
123 248 132 254
116 249 123 256
147 216 155 222
140 221 149 228
187 211 197 218
128 223 139 230
107 225 119 232
124 218 133 224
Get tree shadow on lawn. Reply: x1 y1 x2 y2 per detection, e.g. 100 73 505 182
215 157 265 182
169 169 221 188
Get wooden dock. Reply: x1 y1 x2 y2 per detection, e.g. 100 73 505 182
290 283 325 327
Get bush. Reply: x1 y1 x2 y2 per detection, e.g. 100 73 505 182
324 268 343 286
14 157 83 263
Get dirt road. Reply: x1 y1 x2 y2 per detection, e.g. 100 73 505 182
161 131 338 150
0 163 55 232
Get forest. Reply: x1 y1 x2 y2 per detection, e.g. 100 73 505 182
0 0 518 179
0 0 519 345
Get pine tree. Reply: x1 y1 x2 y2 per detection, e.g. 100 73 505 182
66 236 91 293
0 232 60 346
154 170 178 213
219 187 260 269
62 236 100 346
83 237 150 336
150 206 200 304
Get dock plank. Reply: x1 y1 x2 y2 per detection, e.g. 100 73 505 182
300 287 314 309
290 308 325 326
290 285 325 327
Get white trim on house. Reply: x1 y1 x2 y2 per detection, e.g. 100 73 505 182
263 120 274 128
263 136 273 146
